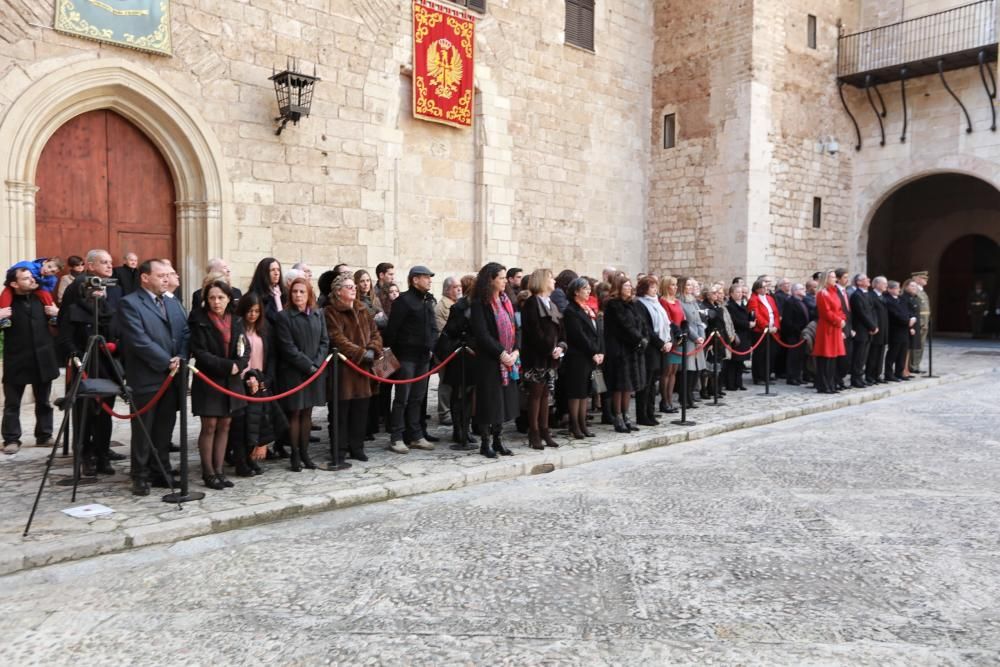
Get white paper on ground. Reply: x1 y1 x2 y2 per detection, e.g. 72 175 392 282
62 504 115 518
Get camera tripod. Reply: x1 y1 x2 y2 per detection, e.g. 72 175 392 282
24 286 201 536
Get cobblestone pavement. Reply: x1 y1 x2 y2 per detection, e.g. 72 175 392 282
1 363 999 665
0 340 997 576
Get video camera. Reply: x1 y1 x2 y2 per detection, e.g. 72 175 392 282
82 275 118 298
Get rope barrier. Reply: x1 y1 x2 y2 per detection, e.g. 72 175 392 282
190 354 333 402
101 368 178 419
770 331 807 349
339 348 462 384
674 331 717 357
715 329 770 357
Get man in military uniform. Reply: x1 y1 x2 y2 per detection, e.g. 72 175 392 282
909 271 931 374
967 281 990 338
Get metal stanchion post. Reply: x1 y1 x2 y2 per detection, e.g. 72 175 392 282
328 350 350 471
758 331 777 396
670 334 696 427
710 335 725 407
163 361 204 503
926 316 934 378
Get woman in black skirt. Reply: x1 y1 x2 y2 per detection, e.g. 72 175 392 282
520 269 567 450
602 274 647 433
469 262 519 458
563 278 603 439
275 277 329 472
189 280 249 490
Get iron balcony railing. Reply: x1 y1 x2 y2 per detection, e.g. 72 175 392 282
838 0 997 84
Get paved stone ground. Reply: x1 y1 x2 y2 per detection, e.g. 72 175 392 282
1 366 999 665
0 340 997 576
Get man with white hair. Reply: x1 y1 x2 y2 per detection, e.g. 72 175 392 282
780 283 810 385
866 276 890 384
113 252 140 295
191 258 242 309
849 273 878 387
292 262 313 282
434 276 461 426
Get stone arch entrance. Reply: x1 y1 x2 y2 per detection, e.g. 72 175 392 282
865 173 1000 333
0 58 228 297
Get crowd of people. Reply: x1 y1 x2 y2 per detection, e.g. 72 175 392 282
1 249 942 497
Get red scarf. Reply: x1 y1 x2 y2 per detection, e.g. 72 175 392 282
207 311 232 352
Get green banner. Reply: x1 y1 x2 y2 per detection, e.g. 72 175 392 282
54 0 171 56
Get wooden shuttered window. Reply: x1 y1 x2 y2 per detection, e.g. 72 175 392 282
565 0 595 51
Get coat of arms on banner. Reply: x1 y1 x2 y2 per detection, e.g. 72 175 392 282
412 0 475 128
55 0 172 56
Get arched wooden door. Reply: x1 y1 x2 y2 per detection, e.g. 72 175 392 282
35 109 175 266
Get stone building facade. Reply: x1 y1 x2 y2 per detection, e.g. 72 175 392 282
1 0 998 326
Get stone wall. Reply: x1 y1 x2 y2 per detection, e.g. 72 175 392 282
0 0 653 288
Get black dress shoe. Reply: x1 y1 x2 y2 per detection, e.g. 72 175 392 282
108 450 127 461
202 474 225 490
149 476 178 489
217 474 234 488
131 481 150 496
169 443 181 453
309 434 320 443
422 432 440 443
311 424 321 431
96 460 116 476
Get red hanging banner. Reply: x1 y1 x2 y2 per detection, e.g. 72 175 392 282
412 0 475 129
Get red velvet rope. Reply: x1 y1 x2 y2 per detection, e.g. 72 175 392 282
190 355 332 403
75 364 177 420
715 329 770 357
674 331 717 357
770 331 807 349
338 348 462 384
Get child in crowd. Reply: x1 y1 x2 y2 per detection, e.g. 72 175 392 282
0 257 63 328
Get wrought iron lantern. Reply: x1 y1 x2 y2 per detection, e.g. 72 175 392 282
269 57 320 136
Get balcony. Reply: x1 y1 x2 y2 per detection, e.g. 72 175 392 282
838 0 998 86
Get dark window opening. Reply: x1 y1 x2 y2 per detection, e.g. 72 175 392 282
812 197 822 228
807 14 817 49
663 114 676 149
566 0 595 51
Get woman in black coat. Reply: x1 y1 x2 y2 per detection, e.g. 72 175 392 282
247 257 286 327
189 280 249 490
436 275 477 446
469 262 519 459
634 276 671 426
228 292 278 476
725 284 750 391
275 277 329 471
520 269 567 450
603 274 647 433
562 278 603 439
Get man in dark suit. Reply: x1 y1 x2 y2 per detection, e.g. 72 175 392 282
884 280 915 382
849 273 878 388
780 283 810 385
190 258 242 311
112 252 139 295
866 276 889 384
834 268 853 389
57 249 124 476
117 259 190 496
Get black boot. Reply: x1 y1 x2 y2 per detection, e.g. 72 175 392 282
540 429 558 448
480 434 497 459
299 443 318 469
289 446 303 472
96 456 116 476
612 414 629 433
493 432 513 456
622 413 639 432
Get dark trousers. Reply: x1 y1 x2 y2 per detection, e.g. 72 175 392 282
836 337 852 385
336 397 369 461
866 343 886 382
447 382 474 439
75 398 113 463
751 332 774 382
2 381 53 444
390 357 430 442
635 375 658 422
130 387 179 481
377 381 393 433
850 333 871 384
814 357 836 392
786 344 805 383
722 359 745 390
886 341 907 379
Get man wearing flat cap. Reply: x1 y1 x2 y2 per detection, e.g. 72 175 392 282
383 266 439 454
910 271 931 373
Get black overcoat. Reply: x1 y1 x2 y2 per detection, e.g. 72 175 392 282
275 307 329 410
562 302 601 399
1 292 59 385
437 296 475 389
189 308 249 417
469 298 519 425
520 295 564 371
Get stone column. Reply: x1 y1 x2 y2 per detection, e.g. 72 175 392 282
4 180 39 269
175 200 222 307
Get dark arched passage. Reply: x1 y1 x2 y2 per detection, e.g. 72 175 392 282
866 173 1000 333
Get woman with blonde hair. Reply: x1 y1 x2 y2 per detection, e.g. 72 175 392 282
520 269 566 449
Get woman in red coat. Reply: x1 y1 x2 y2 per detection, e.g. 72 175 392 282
814 270 846 394
747 279 781 384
